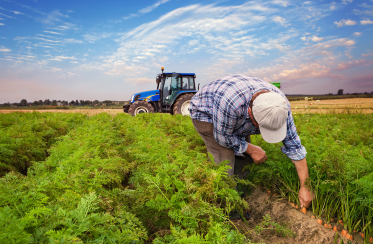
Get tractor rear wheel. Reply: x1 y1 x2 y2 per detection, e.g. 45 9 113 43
173 93 194 116
128 101 154 116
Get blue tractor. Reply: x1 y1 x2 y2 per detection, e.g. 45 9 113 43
123 67 199 116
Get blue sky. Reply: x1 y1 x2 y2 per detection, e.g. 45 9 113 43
0 0 372 103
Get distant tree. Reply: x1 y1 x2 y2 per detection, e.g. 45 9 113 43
85 100 91 106
38 100 43 105
44 99 51 105
3 102 10 107
32 101 39 105
337 89 344 95
103 100 112 106
93 100 99 105
364 92 368 94
75 100 79 106
51 100 57 106
80 100 84 106
69 100 76 106
20 99 27 106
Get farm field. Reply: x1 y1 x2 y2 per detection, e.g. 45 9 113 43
1 98 373 115
290 98 373 114
0 106 372 243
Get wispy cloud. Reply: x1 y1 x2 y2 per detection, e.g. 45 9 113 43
82 33 112 43
0 23 4 26
38 10 69 25
115 0 171 22
8 1 46 15
44 30 63 35
342 0 353 4
353 3 373 16
63 38 84 44
49 67 61 72
311 35 324 42
0 12 16 19
361 19 373 25
353 32 362 36
273 16 289 26
245 37 357 87
139 0 170 14
35 37 60 43
0 46 11 52
49 55 76 61
271 0 289 7
0 6 32 17
334 19 357 27
335 59 373 71
12 10 32 17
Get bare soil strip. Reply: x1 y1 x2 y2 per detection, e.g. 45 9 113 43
232 188 363 244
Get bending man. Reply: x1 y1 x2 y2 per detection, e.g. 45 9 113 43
189 74 312 208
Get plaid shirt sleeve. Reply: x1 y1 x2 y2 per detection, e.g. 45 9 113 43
281 106 307 161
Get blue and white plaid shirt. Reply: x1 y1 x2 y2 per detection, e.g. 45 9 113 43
190 74 306 161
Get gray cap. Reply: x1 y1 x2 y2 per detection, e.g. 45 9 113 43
252 92 288 143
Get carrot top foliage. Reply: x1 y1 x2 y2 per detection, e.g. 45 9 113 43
248 112 373 243
0 113 250 243
1 111 371 243
0 112 87 176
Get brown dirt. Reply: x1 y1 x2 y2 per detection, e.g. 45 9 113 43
0 109 123 115
231 188 363 244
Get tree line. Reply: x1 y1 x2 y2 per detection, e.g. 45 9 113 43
1 99 126 107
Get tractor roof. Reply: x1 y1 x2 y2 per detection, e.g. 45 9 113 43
163 72 195 76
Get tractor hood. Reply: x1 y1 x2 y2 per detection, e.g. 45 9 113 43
131 89 160 103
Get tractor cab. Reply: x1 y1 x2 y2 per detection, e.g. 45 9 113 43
156 71 197 113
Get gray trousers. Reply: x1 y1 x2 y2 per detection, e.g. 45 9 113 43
192 119 253 179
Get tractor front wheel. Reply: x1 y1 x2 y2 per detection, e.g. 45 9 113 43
173 93 194 116
128 101 154 116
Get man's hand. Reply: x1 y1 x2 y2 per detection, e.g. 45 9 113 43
292 158 314 208
298 186 313 208
245 144 267 164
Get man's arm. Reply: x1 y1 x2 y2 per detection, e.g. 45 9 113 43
292 158 313 208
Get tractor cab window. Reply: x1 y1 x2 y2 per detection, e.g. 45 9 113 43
163 73 182 104
162 76 171 100
182 76 195 90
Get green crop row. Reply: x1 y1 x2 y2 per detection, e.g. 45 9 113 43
0 112 87 177
0 113 253 243
248 112 373 243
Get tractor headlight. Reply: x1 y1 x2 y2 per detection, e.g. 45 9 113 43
130 95 134 103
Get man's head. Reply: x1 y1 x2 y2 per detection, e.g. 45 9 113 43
250 91 288 143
